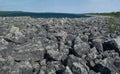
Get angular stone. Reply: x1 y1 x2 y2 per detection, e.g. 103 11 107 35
47 49 68 61
47 49 61 61
93 64 111 74
45 61 65 74
63 66 73 74
17 61 33 74
93 39 103 53
12 49 45 62
74 36 90 57
55 30 68 42
67 55 89 74
103 39 118 51
81 35 88 42
103 37 120 53
93 57 120 74
4 26 27 44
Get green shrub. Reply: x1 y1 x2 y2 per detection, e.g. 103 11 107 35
93 12 120 17
108 18 119 32
108 18 116 24
108 24 117 32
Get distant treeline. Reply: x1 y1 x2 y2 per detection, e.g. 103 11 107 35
92 12 120 17
0 11 26 14
0 11 91 18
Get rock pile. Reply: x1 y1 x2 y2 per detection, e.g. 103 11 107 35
0 16 120 74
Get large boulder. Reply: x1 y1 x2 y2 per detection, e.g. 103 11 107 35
63 66 73 74
73 36 90 57
46 48 69 61
12 61 33 74
92 56 120 74
85 47 98 67
11 48 45 62
67 55 89 74
41 61 65 74
103 37 120 53
4 26 27 44
92 39 103 53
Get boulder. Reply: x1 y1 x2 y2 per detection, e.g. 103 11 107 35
67 55 89 74
11 48 45 62
93 56 120 74
4 26 27 44
63 66 73 74
103 37 120 53
73 36 90 57
92 39 103 53
46 48 68 61
14 61 33 74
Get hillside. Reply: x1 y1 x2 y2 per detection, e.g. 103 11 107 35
0 11 90 18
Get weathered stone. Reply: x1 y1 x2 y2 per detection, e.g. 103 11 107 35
81 35 88 42
103 37 120 53
63 66 73 74
67 55 89 74
12 49 45 62
47 49 62 61
4 26 27 44
93 39 103 53
17 61 33 74
85 47 97 67
74 36 90 57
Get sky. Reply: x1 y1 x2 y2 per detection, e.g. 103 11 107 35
0 0 120 13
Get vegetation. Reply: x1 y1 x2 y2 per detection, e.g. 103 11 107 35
108 17 120 32
92 12 120 17
0 11 25 14
89 11 120 32
90 11 120 32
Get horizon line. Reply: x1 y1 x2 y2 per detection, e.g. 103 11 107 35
0 10 120 14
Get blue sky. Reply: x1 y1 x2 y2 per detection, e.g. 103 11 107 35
0 0 120 13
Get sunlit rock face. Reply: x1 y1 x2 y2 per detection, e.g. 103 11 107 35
0 16 120 74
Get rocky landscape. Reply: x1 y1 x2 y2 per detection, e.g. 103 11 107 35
0 16 120 74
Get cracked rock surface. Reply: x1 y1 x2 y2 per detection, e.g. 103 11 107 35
0 16 120 74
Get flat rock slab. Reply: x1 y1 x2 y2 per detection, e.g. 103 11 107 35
11 50 45 62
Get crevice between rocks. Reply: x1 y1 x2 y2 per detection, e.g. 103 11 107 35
86 62 111 74
44 50 56 62
103 41 120 56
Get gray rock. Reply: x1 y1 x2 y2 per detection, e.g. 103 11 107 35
67 55 89 74
32 62 40 74
93 63 111 74
114 57 120 74
15 61 33 74
47 49 62 61
93 39 103 53
4 26 27 44
11 48 45 62
81 35 88 42
88 70 100 74
103 37 120 53
74 36 90 57
0 66 10 74
93 56 120 74
85 47 98 67
63 66 73 74
46 42 69 61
